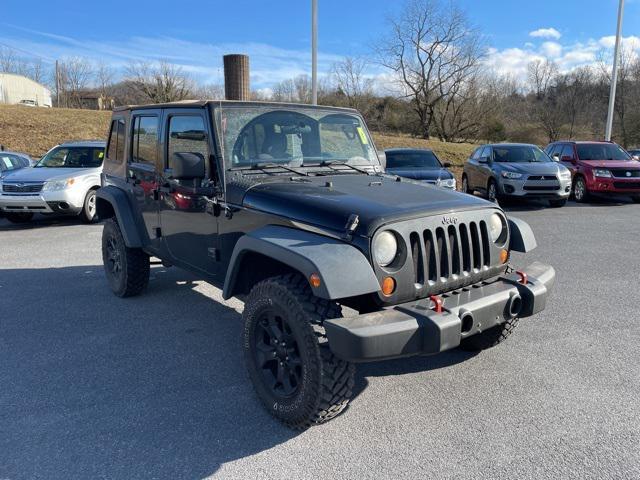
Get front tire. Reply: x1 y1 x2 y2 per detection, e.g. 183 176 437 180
459 317 519 351
242 274 355 429
462 174 472 194
80 189 98 223
101 218 149 297
5 212 34 223
487 179 498 203
573 176 590 203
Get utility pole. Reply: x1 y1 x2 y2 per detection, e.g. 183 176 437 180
605 0 625 141
311 0 318 105
55 60 60 108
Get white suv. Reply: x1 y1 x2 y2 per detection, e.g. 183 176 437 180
0 141 105 223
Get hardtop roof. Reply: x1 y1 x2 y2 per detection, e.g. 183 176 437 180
113 100 359 114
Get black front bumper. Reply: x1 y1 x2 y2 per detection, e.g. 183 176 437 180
325 262 555 362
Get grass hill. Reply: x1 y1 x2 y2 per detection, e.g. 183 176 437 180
0 105 476 180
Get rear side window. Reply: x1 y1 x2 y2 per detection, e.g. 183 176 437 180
107 119 126 163
167 116 210 170
132 116 159 166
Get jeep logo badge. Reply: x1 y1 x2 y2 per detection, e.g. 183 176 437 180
442 216 458 225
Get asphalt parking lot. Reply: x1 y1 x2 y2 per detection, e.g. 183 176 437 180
1 198 639 480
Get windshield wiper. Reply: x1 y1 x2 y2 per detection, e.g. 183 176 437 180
307 159 373 175
230 162 309 176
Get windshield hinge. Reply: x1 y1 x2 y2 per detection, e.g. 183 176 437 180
343 214 360 240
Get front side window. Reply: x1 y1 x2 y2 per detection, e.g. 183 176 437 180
576 143 631 161
493 145 551 163
35 147 104 168
132 116 159 166
386 151 442 169
168 115 210 170
560 145 575 159
0 154 27 173
217 105 378 169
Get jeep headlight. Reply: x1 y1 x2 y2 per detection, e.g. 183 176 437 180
43 178 75 191
501 171 523 179
488 213 507 245
373 230 398 267
593 169 612 178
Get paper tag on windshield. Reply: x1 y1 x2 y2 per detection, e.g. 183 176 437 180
356 127 368 145
1 156 11 169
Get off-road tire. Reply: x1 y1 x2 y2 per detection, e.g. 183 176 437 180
459 317 519 351
242 274 355 429
572 176 590 203
101 218 149 297
549 198 568 208
5 212 34 223
80 189 98 223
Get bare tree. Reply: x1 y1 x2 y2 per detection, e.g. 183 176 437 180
95 62 115 97
527 59 558 100
332 57 374 111
192 83 224 99
272 78 297 102
58 57 93 107
377 0 484 139
126 61 194 103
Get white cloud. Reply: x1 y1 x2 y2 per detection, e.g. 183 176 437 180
529 28 562 40
540 41 562 58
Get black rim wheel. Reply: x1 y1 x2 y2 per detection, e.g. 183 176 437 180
105 235 122 276
253 308 303 399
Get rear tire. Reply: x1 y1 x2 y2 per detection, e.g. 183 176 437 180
5 212 34 223
242 274 355 430
80 189 98 223
459 317 519 351
101 218 149 297
549 199 567 208
572 176 590 203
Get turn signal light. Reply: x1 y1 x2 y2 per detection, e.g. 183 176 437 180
381 277 396 296
309 273 322 289
500 249 509 264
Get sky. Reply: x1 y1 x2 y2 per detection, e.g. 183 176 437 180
0 0 639 91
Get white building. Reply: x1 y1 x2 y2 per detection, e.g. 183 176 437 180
0 73 52 107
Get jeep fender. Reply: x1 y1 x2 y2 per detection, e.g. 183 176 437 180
508 217 537 253
222 225 380 300
95 186 146 248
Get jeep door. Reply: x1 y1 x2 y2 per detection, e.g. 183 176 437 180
158 108 219 276
129 110 161 246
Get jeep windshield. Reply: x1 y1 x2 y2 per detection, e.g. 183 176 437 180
35 147 105 168
215 105 379 172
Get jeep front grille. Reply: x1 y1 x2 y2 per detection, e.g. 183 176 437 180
409 221 490 287
2 182 44 193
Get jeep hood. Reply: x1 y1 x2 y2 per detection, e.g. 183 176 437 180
242 174 493 236
1 166 101 182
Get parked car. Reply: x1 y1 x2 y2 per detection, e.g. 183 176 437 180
96 101 555 429
0 140 105 223
384 148 456 189
627 149 640 161
545 141 640 203
0 151 32 178
462 143 572 207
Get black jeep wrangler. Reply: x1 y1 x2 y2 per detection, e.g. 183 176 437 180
96 101 555 429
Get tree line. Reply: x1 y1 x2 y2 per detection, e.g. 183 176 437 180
1 0 639 147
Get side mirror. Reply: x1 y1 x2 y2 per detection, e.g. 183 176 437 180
171 152 205 180
561 155 575 164
478 157 488 164
551 153 560 162
443 162 452 168
632 155 640 161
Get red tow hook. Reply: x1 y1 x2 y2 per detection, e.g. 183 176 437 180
516 270 528 285
429 295 444 313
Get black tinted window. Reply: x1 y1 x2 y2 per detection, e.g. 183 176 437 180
386 151 441 169
168 116 209 170
107 119 126 163
132 116 159 166
576 143 630 161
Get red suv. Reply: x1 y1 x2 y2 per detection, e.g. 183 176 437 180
545 141 640 203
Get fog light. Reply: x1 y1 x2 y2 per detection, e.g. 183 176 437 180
309 273 322 289
381 277 395 296
500 249 509 264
